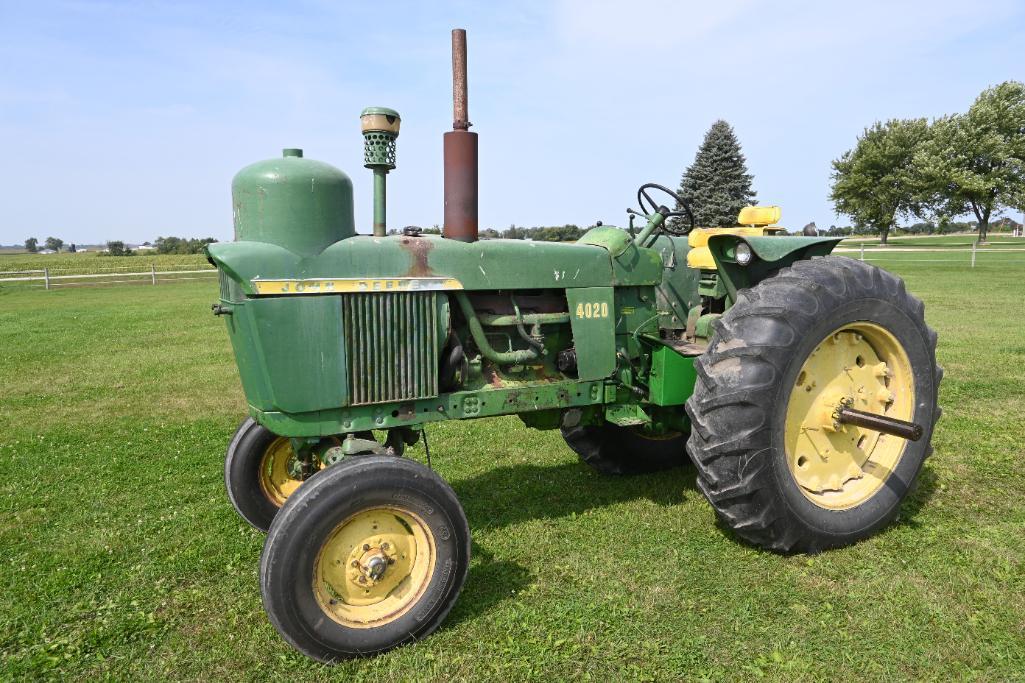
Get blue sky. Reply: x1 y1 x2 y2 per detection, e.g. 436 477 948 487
1 0 1022 245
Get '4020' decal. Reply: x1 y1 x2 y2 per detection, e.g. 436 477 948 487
575 301 609 319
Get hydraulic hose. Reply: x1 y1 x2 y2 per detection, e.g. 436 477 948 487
453 291 541 365
511 295 546 354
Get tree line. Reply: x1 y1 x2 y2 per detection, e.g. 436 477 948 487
821 217 1021 238
19 235 216 255
152 236 217 254
388 225 588 241
23 237 75 253
831 81 1025 244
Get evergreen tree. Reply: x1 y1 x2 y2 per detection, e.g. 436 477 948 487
672 120 757 228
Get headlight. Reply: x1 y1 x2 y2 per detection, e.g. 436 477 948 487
735 242 754 266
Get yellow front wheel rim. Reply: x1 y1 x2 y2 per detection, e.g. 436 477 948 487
313 507 436 628
784 323 915 510
258 438 319 507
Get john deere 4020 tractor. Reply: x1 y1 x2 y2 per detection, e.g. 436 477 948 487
206 30 940 662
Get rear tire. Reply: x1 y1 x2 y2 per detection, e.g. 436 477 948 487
562 423 689 475
260 456 471 662
686 257 941 552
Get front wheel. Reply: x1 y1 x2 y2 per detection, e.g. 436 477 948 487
260 456 471 662
687 257 941 552
223 418 325 532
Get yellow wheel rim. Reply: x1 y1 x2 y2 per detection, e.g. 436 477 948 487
784 323 915 510
313 507 436 629
257 438 321 508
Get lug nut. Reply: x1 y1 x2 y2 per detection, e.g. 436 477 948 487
363 544 370 551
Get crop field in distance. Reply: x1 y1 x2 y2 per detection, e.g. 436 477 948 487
0 256 1023 680
0 252 210 275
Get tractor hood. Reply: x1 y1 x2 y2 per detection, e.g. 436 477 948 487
208 234 630 294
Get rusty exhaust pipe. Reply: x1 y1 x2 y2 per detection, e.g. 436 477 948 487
443 28 478 242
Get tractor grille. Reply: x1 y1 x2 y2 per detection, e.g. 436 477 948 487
218 270 244 303
343 292 440 406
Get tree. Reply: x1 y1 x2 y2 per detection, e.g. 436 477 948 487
154 235 217 254
830 118 929 245
672 120 757 228
105 240 133 256
915 81 1025 244
44 237 64 253
24 237 38 253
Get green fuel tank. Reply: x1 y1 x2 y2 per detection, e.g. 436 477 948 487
232 148 355 257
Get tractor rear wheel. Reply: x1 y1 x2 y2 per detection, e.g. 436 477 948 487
686 257 941 552
260 455 470 662
224 418 325 532
561 423 689 475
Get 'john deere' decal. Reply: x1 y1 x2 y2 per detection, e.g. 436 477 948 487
251 277 464 295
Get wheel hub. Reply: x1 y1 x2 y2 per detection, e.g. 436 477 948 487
258 438 333 507
784 325 914 510
258 438 315 507
313 507 436 627
348 542 396 587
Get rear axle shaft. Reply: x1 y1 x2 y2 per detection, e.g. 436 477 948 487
837 406 923 441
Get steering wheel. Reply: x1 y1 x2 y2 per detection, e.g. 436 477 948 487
636 183 695 235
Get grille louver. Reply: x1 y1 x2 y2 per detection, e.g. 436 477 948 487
218 270 244 303
343 292 440 406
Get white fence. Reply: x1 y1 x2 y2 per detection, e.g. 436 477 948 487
0 264 217 289
834 243 1025 267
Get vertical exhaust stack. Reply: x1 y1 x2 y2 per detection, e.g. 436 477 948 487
443 28 479 242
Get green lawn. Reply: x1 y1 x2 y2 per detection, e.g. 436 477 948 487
1 260 1023 681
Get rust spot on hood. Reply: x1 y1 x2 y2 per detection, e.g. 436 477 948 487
400 237 436 277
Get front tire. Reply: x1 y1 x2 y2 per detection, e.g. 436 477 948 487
224 418 322 532
260 456 471 662
687 257 941 552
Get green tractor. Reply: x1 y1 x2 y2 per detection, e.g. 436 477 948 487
207 30 941 662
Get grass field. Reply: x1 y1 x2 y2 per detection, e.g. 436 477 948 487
1 258 1024 680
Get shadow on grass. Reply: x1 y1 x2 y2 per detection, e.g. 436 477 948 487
895 461 940 526
451 461 697 531
444 544 533 629
443 460 697 627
